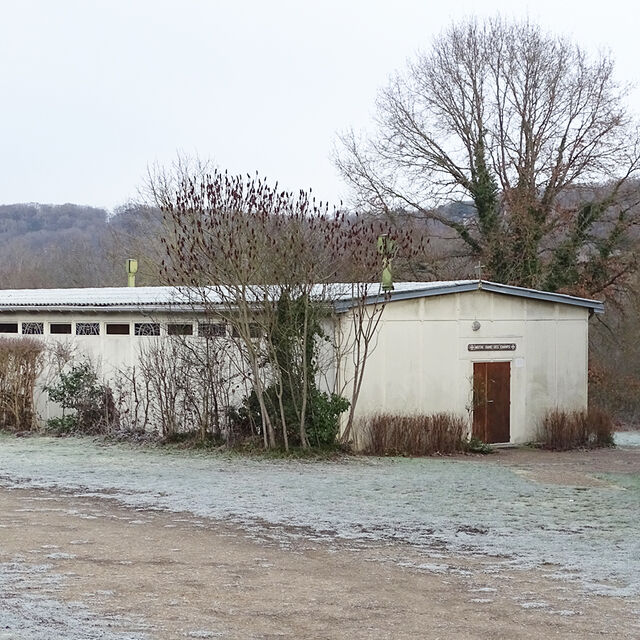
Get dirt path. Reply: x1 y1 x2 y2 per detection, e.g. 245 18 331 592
1 485 638 639
490 444 640 479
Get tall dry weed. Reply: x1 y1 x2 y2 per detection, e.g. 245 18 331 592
360 412 467 456
0 337 44 431
539 408 614 450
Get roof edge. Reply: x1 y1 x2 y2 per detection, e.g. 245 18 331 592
0 305 206 314
479 281 605 314
0 281 605 314
333 281 479 312
334 280 604 314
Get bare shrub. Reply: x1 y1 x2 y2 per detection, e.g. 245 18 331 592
116 336 239 443
360 412 467 456
0 337 44 432
538 408 614 450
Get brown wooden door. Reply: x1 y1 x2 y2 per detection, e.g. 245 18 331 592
473 361 511 444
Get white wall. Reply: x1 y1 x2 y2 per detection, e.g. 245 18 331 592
338 289 590 446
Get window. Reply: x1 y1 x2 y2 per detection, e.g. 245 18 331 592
198 323 226 338
0 323 18 333
50 323 72 335
167 323 193 336
22 322 44 335
232 323 262 339
135 322 160 336
76 322 100 336
106 323 130 335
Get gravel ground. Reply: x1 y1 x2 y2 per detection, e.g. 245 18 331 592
0 558 148 640
1 485 638 640
0 432 639 638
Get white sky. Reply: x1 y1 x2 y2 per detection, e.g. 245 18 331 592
1 0 638 210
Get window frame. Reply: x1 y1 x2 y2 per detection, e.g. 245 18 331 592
50 323 72 335
0 322 19 334
21 322 44 335
167 323 194 336
198 322 227 338
134 322 160 337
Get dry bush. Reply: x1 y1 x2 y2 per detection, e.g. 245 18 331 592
115 336 240 444
360 412 467 456
0 337 44 432
538 408 614 450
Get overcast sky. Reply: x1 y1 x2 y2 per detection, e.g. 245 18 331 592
1 0 638 210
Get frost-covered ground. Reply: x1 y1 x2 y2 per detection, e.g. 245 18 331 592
0 560 148 640
615 430 640 447
0 433 639 603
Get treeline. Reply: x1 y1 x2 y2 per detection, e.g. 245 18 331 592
0 200 462 289
0 203 164 289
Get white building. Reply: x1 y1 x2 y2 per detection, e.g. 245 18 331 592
0 280 603 445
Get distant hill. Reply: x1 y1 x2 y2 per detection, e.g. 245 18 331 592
0 200 474 289
0 203 163 289
0 203 108 248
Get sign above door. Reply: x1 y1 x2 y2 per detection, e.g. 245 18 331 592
468 343 516 352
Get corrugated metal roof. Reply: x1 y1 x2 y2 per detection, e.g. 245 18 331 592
0 282 471 309
0 286 192 308
0 280 604 313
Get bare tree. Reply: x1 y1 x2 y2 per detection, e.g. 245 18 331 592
117 335 238 442
152 167 421 449
336 17 640 296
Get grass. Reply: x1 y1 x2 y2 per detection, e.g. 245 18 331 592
144 431 351 460
227 440 351 460
1 433 639 598
3 425 352 461
465 436 494 454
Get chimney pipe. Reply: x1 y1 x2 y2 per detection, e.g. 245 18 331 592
126 259 138 287
377 234 395 292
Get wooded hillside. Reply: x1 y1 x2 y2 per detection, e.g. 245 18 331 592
0 203 163 289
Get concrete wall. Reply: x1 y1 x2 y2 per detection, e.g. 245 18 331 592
338 289 590 445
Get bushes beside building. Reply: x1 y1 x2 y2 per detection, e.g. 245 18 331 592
38 332 350 452
359 412 468 456
44 360 118 435
230 386 349 449
538 408 614 450
0 337 44 432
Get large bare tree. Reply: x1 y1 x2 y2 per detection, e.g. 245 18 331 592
336 17 640 296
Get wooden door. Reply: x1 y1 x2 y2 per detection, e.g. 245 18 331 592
473 361 511 444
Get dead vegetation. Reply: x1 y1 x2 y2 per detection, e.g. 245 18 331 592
538 408 614 450
0 337 44 432
359 412 467 456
